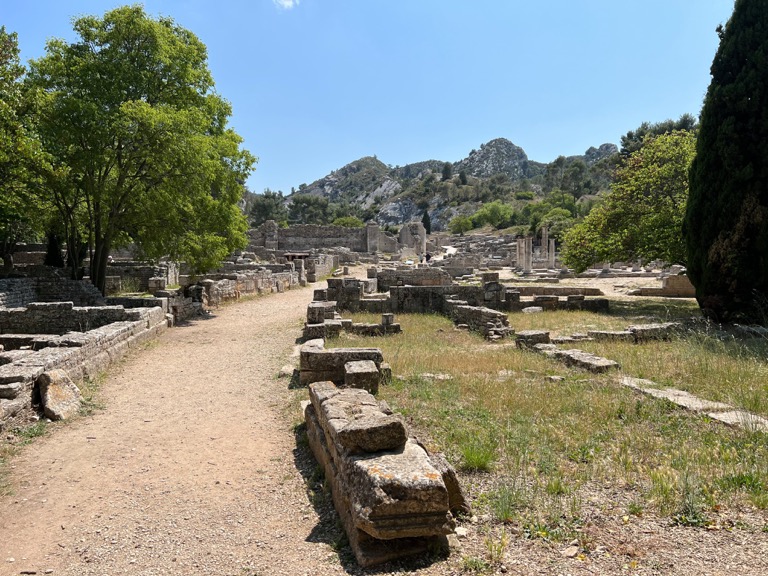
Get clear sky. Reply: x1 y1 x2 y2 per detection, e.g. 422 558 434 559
5 1 735 195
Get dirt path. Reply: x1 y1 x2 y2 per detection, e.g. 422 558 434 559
0 284 354 576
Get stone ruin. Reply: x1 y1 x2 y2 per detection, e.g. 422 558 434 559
246 220 428 265
303 291 402 341
321 269 608 340
0 302 168 425
514 321 683 373
299 339 468 566
0 254 304 428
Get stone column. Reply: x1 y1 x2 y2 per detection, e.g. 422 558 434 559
366 221 379 254
524 237 533 273
516 238 525 269
541 226 549 260
548 239 556 269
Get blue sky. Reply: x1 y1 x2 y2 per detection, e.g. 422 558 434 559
6 1 735 195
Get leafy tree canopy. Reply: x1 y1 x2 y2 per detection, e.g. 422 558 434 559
331 216 365 228
0 26 50 270
448 215 473 235
250 189 288 227
620 114 698 157
26 6 255 290
288 194 332 225
562 130 696 272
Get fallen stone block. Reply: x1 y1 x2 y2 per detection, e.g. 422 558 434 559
515 330 551 348
304 404 448 567
553 349 619 373
707 410 768 433
628 322 682 342
36 369 82 421
587 330 634 342
522 306 543 314
309 382 406 454
304 381 457 567
344 360 380 394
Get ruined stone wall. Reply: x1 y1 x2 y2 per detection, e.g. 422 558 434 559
0 277 104 309
0 306 168 424
376 267 453 291
307 254 338 282
278 225 368 252
0 302 143 335
444 301 511 335
106 261 178 293
0 279 36 308
378 233 398 253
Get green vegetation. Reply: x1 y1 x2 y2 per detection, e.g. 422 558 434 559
0 27 49 271
562 130 696 272
327 305 768 542
22 6 254 293
331 215 365 228
684 0 768 322
250 189 288 227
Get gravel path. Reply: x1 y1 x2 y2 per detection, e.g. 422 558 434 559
0 284 354 576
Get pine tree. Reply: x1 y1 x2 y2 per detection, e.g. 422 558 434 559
683 0 768 322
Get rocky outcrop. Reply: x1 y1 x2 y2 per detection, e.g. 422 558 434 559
453 138 540 180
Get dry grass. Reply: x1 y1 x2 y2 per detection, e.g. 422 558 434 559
329 306 768 545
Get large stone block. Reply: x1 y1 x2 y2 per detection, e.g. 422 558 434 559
309 381 405 453
347 439 454 539
343 360 380 394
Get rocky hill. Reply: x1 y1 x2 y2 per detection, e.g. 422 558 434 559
453 138 546 180
285 137 618 230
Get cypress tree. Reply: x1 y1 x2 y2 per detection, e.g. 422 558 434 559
683 0 768 322
421 209 432 235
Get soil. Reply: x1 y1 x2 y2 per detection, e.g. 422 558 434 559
1 275 767 576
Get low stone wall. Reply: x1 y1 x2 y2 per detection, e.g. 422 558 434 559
106 261 178 293
0 302 143 335
299 338 386 386
510 285 603 297
0 306 168 425
629 274 696 298
445 301 514 339
304 380 460 566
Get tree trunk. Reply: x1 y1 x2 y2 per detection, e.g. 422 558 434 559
91 235 112 296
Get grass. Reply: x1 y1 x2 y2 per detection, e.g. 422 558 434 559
328 305 768 540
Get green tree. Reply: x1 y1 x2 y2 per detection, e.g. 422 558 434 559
421 209 432 234
331 216 365 228
441 162 452 181
288 194 331 224
250 189 288 226
471 200 514 229
448 215 473 235
684 0 768 322
562 131 696 272
458 170 468 185
0 27 50 271
26 6 255 292
620 114 698 157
